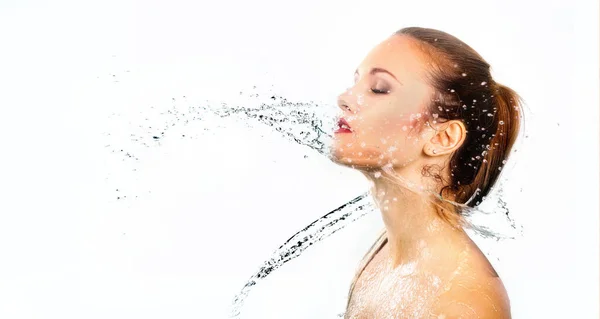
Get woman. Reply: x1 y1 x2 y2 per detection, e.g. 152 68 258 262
332 27 522 318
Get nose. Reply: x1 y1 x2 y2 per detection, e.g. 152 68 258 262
337 88 354 113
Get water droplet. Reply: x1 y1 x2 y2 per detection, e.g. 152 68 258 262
462 73 467 76
374 171 382 178
502 160 507 164
499 120 505 125
402 125 408 131
432 113 439 119
360 142 367 148
450 89 455 93
481 81 487 85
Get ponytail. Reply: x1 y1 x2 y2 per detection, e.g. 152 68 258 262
463 81 523 206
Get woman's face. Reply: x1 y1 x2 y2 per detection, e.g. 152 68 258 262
331 35 435 171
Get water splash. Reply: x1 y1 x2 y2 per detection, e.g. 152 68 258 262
229 192 373 318
105 87 521 317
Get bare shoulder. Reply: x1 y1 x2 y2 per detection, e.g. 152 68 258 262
431 274 511 319
429 237 511 319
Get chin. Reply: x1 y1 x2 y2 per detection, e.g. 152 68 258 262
328 148 386 171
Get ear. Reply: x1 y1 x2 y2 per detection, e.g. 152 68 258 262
423 120 466 157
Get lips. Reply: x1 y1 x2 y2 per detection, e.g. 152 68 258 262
335 117 352 134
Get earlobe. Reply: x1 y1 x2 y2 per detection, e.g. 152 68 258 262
423 144 441 157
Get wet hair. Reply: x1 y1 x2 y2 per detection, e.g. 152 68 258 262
398 27 523 207
345 27 524 310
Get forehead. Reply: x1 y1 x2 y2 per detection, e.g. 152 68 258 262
357 35 427 81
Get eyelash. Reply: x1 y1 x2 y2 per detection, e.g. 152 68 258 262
371 88 389 94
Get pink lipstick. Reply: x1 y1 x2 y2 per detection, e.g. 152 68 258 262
335 118 352 134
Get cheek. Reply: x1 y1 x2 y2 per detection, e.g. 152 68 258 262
361 107 425 147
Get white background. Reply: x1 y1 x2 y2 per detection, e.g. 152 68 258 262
0 0 598 318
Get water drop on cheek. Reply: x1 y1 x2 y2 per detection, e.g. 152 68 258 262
357 94 365 106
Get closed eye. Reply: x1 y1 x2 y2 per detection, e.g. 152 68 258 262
371 88 390 94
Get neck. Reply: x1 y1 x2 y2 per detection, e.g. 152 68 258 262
363 167 464 267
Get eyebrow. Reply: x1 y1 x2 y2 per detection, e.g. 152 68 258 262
354 67 403 85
